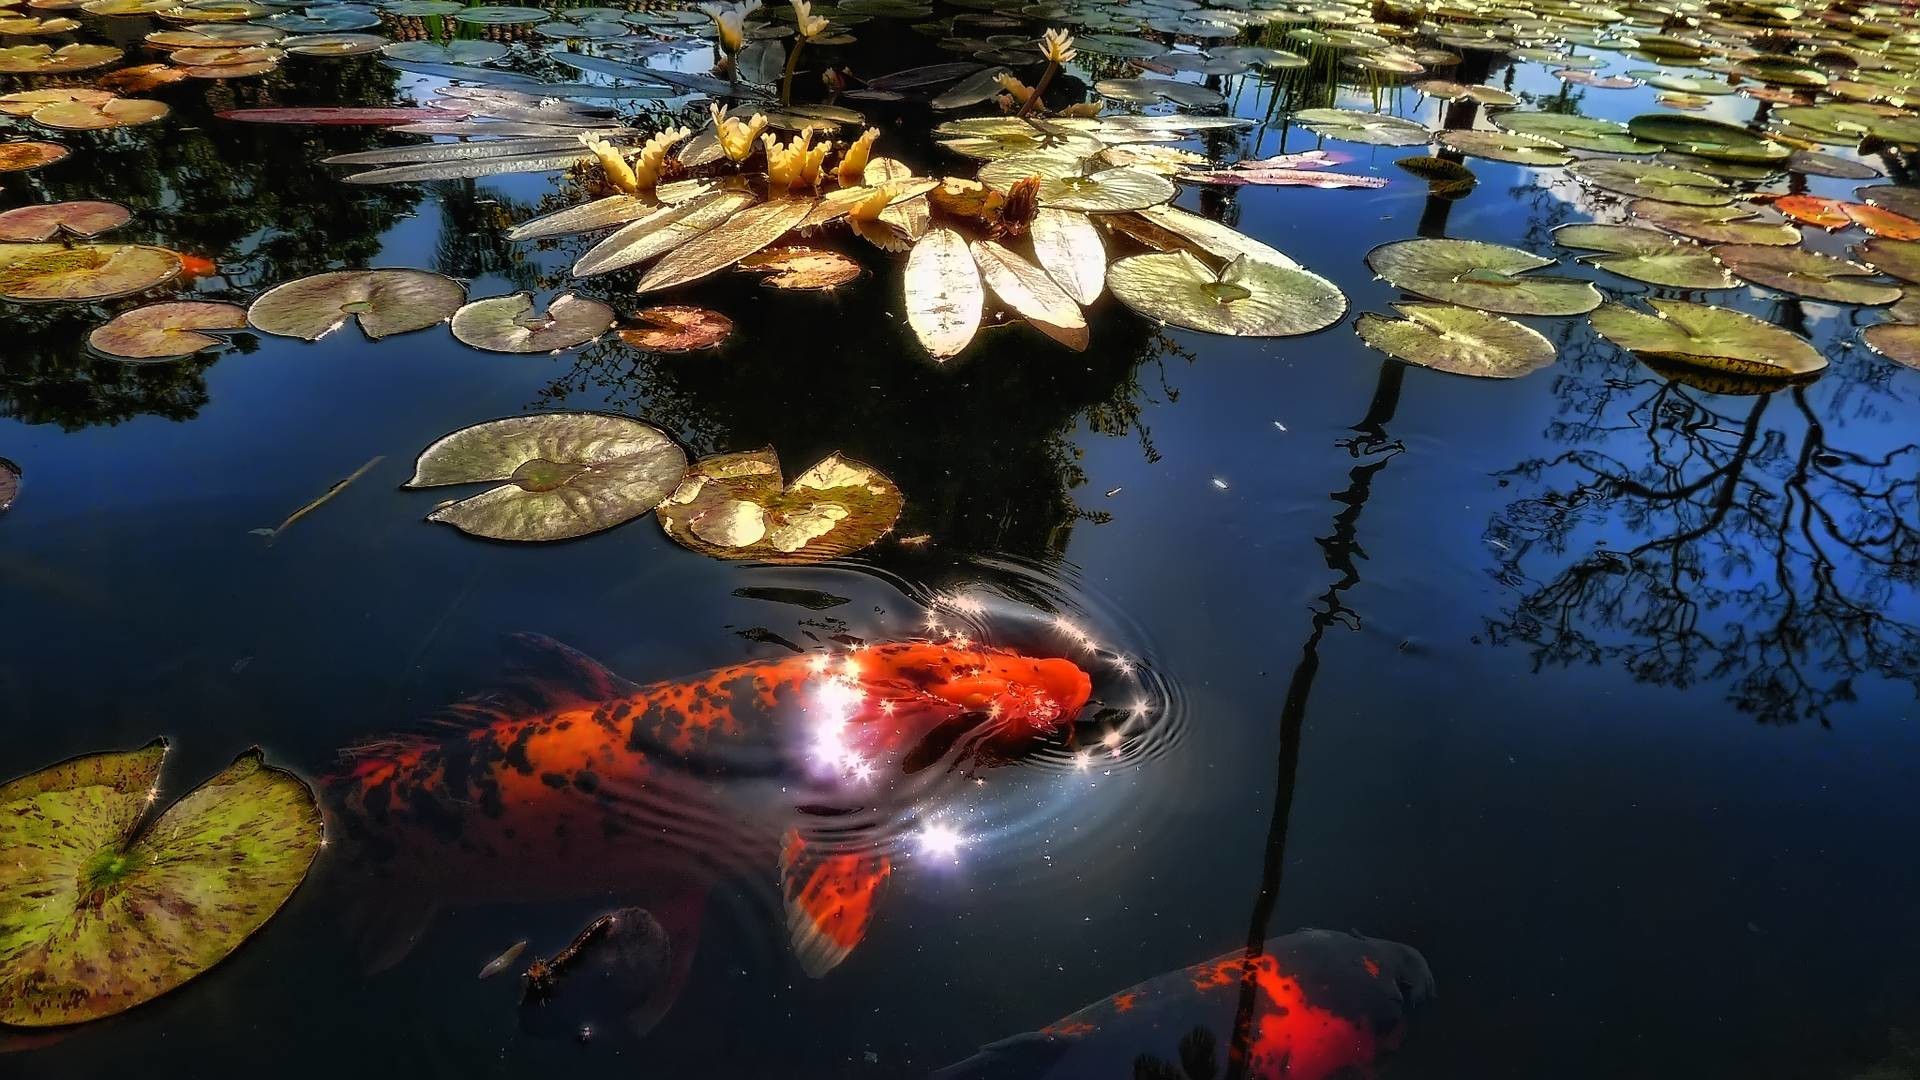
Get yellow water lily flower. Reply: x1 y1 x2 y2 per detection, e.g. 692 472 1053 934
699 0 759 54
581 128 689 194
710 103 769 162
763 127 829 191
790 0 828 40
837 127 879 186
995 72 1036 106
847 182 896 223
581 134 640 193
1040 27 1075 64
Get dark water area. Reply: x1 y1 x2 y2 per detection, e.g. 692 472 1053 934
4 10 1920 1080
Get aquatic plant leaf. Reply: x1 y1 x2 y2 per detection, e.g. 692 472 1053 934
280 33 384 56
1366 238 1600 316
1179 166 1386 189
506 194 661 241
1629 200 1799 246
1569 159 1731 205
449 293 615 353
618 305 733 352
247 268 464 341
1490 111 1654 154
95 64 192 93
0 243 180 301
380 39 507 65
1293 108 1430 147
0 200 128 241
904 227 982 360
1106 251 1345 338
573 189 757 277
1355 302 1555 378
407 413 686 542
978 152 1176 213
1856 237 1920 283
217 106 468 125
0 43 120 73
933 117 1103 162
738 245 861 290
1843 203 1920 240
1030 208 1103 305
1626 113 1789 163
1094 78 1224 108
1113 203 1300 269
930 65 1010 109
325 137 598 168
969 239 1087 350
0 742 323 1027
1588 299 1825 377
1711 244 1901 304
657 448 904 563
342 150 595 185
1862 322 1920 370
1433 129 1571 166
0 141 70 173
0 457 16 512
1551 223 1734 289
1858 185 1920 221
636 197 815 295
1413 79 1517 106
1764 194 1852 230
87 301 248 362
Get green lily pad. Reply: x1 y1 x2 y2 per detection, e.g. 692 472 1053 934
1365 238 1602 316
0 243 181 302
1862 322 1920 370
1711 244 1901 305
1354 302 1555 378
1625 113 1790 164
1433 129 1571 166
449 292 615 353
380 39 508 65
1106 251 1346 337
933 116 1105 161
248 268 466 341
1588 298 1826 377
978 152 1176 213
657 448 905 564
1293 108 1431 147
1629 199 1801 246
451 3 544 23
1412 79 1518 106
1094 78 1225 108
1490 110 1655 154
1856 236 1920 283
1552 223 1734 289
406 413 687 542
1569 158 1732 205
0 741 323 1028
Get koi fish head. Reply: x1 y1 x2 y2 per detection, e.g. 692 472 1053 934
827 643 1093 765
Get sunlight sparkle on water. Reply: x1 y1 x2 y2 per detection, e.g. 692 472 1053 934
918 820 965 861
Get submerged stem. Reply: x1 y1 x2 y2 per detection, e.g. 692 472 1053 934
781 39 807 106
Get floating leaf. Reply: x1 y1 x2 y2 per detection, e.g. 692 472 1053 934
930 65 1010 110
1491 111 1654 154
1030 208 1103 305
1844 202 1920 240
1862 322 1920 370
904 227 983 360
1094 78 1224 108
406 413 686 542
636 197 815 295
1711 244 1901 304
1178 166 1386 189
1569 159 1731 205
0 200 128 241
1625 113 1789 164
0 457 16 512
1293 108 1430 147
1107 251 1345 337
1788 150 1878 180
978 152 1176 213
247 269 465 341
618 305 733 352
1630 200 1799 246
87 301 248 362
1552 223 1734 289
380 39 507 65
1117 203 1298 269
0 243 180 301
1365 238 1601 316
0 141 71 173
0 742 323 1027
449 293 615 353
1856 237 1920 283
1765 194 1853 230
1355 302 1555 378
737 246 861 290
281 33 385 56
573 189 758 277
1433 129 1571 166
657 448 904 564
1589 299 1825 377
1413 79 1516 106
0 43 121 74
969 239 1087 350
1858 185 1920 221
218 106 469 126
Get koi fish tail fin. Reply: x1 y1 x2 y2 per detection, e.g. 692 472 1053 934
930 1033 1069 1080
779 824 891 978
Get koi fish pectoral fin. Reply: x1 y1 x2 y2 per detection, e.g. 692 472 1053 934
779 825 891 978
497 631 643 707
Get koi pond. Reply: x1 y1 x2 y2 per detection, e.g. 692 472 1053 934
4 0 1920 1076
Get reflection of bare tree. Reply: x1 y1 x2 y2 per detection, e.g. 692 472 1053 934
1484 361 1920 726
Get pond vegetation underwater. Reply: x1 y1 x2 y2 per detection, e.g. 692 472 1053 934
3 0 1920 1075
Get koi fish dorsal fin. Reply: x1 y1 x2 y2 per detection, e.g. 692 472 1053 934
779 825 891 978
493 632 642 710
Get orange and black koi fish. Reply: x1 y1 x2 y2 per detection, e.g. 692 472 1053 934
325 633 1091 1016
935 929 1434 1080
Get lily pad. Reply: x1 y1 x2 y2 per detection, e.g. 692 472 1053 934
0 200 129 241
87 301 249 361
0 741 323 1027
1856 237 1920 283
1711 244 1901 305
1030 207 1103 306
451 4 545 23
1552 223 1734 289
1433 129 1571 166
1569 158 1732 205
1588 299 1826 377
635 197 815 295
0 43 121 73
1629 200 1800 246
970 239 1087 350
737 246 862 290
449 293 615 353
1355 302 1555 378
405 413 687 542
1293 108 1431 147
0 244 181 302
656 448 905 564
618 306 734 352
1094 78 1225 108
247 268 465 341
1365 238 1602 316
1625 113 1789 164
1862 322 1920 370
0 141 70 174
905 227 983 360
1107 251 1346 338
978 152 1176 213
380 39 508 65
0 457 16 512
1491 110 1654 154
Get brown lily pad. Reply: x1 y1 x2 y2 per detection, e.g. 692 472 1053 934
0 200 130 241
247 268 465 341
738 245 862 290
657 448 904 564
618 305 734 352
449 292 615 354
0 43 122 74
0 457 17 512
0 243 182 301
1863 322 1920 370
96 63 193 93
88 301 249 361
0 141 70 174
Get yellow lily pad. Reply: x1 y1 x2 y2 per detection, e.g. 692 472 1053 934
0 243 182 301
657 448 905 564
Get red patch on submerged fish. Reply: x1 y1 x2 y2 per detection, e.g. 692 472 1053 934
1190 954 1381 1079
1363 955 1381 978
1112 992 1139 1013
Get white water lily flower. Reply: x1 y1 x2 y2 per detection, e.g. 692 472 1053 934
1040 27 1075 64
763 127 829 190
791 0 829 40
699 0 759 54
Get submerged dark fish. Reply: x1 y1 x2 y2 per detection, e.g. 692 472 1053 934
325 633 1092 1012
935 929 1434 1080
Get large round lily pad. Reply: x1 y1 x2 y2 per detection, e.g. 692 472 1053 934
0 141 71 174
1434 130 1570 166
1552 223 1734 289
1588 299 1826 377
1365 238 1602 316
1630 200 1800 246
1293 108 1431 147
405 413 687 542
1625 113 1789 164
1863 322 1920 370
0 243 181 301
1107 251 1346 337
0 741 323 1027
449 293 614 354
657 448 904 563
1712 244 1901 305
0 200 129 241
1570 159 1732 205
978 152 1176 213
88 301 249 362
248 269 465 341
1355 302 1555 379
1491 111 1654 154
1856 237 1920 283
